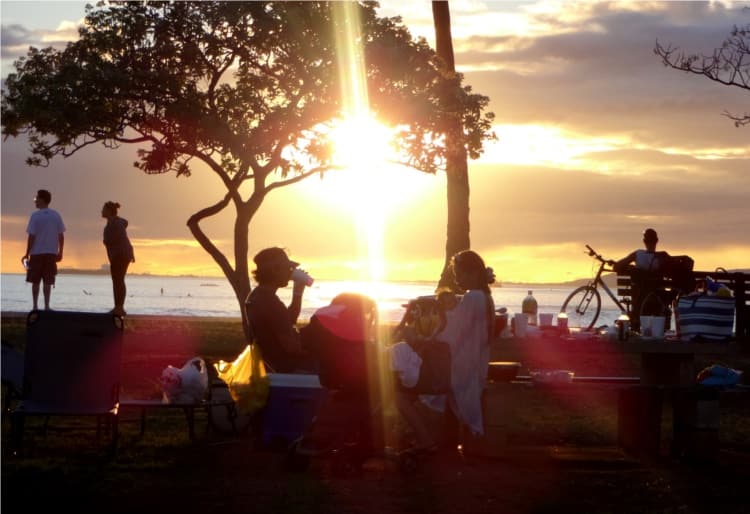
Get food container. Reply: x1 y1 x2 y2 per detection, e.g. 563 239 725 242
530 369 574 385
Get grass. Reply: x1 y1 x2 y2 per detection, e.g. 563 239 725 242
3 313 750 513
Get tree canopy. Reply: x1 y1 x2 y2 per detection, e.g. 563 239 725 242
1 1 495 330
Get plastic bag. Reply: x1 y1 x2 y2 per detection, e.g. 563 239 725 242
214 344 269 416
159 357 209 403
696 364 743 386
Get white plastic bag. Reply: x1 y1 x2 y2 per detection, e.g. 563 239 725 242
159 356 209 403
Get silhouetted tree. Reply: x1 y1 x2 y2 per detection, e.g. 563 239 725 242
432 0 474 292
1 1 494 335
655 23 749 127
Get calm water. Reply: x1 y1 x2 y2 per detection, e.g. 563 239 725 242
0 273 623 326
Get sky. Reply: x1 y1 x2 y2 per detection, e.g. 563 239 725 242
1 1 748 284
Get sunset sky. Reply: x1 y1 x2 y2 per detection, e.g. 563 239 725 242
1 1 748 284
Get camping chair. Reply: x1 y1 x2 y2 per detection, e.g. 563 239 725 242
10 310 124 455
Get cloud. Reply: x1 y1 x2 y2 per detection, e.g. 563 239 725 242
1 19 81 75
448 1 749 151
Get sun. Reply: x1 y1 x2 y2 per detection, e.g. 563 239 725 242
296 114 439 281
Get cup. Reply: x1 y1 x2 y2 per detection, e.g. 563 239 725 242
640 316 653 337
557 312 569 334
650 316 666 338
291 268 314 287
513 313 528 338
539 313 553 327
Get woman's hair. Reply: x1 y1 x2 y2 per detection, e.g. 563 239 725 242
451 249 494 295
103 201 121 215
452 249 496 342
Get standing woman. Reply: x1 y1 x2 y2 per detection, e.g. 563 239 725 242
102 201 135 316
393 249 495 451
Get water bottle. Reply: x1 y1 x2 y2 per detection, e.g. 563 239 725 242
522 290 538 326
291 268 314 287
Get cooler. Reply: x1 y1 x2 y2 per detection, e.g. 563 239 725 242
261 373 327 447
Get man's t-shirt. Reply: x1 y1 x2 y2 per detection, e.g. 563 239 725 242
245 287 302 373
27 208 65 255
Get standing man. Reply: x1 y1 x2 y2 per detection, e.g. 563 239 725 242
23 189 65 311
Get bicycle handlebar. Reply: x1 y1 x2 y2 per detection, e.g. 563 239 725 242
584 245 616 267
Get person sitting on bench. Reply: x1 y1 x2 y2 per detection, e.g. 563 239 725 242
613 228 670 332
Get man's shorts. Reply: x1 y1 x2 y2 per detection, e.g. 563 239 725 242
26 254 58 285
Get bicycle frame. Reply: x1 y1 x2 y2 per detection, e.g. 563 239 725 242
591 266 629 315
583 244 629 313
561 245 630 330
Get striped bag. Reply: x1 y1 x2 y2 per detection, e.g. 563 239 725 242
677 294 735 342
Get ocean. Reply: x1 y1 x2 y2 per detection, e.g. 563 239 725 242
0 273 624 327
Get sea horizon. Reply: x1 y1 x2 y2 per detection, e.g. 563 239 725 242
24 268 602 288
1 272 625 326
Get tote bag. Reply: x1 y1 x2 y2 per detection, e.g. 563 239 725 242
677 294 735 342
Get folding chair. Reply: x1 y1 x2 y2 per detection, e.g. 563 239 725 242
11 310 124 455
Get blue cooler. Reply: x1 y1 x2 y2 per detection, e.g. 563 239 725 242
261 373 326 447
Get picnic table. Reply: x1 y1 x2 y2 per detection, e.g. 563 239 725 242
614 338 738 458
615 339 736 386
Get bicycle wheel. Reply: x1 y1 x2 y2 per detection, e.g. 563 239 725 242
560 285 601 331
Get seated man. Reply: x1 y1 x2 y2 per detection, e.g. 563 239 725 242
613 228 670 332
245 247 315 373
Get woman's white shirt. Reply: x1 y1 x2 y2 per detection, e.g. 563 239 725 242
434 289 493 435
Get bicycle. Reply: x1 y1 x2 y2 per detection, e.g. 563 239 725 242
560 245 633 331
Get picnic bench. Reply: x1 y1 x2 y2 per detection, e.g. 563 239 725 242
120 383 240 440
616 268 750 348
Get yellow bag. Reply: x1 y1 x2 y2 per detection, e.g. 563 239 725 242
213 344 269 416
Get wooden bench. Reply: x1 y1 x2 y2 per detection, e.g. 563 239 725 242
616 268 750 348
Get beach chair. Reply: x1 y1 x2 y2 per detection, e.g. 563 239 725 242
10 310 124 455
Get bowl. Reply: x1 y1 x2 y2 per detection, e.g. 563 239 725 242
487 361 522 382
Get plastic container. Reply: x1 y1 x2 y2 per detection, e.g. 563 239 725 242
522 291 538 326
616 313 630 341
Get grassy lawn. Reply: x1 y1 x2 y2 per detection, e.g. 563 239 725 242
3 313 750 513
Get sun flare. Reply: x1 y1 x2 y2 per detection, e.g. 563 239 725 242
298 114 439 282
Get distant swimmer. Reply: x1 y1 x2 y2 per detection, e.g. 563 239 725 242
82 289 92 296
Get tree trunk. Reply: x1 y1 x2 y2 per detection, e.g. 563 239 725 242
433 1 470 292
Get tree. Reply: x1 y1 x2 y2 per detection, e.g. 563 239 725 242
655 23 749 127
1 1 494 336
432 0 473 292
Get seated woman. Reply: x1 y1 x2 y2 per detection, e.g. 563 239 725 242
391 249 495 452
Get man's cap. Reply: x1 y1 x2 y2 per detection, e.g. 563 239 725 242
643 228 658 240
253 247 299 269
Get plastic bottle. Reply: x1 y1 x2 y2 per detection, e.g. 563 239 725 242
522 290 538 326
